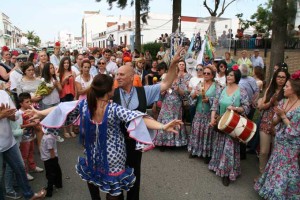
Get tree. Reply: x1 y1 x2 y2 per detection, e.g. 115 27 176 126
172 0 182 33
26 31 35 42
26 31 41 47
95 0 150 52
287 0 298 25
203 0 237 43
269 0 288 80
236 0 297 37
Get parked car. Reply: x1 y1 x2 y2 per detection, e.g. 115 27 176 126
47 46 54 55
20 47 29 55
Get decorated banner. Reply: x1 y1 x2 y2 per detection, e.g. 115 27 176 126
170 31 185 59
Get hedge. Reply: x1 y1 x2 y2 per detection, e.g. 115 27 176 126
142 42 163 60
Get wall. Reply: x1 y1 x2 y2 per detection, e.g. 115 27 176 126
232 49 299 78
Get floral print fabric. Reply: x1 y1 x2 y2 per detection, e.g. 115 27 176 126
208 87 250 181
154 73 191 146
254 101 300 199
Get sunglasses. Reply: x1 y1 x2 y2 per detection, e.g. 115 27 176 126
219 65 226 69
196 68 203 71
277 75 286 79
98 62 106 65
205 57 210 59
203 72 211 75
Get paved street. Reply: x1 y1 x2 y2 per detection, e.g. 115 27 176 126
17 135 262 200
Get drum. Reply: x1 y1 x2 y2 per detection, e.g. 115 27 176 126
217 109 256 143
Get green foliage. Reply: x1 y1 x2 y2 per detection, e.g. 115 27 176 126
237 0 297 36
142 42 162 59
26 30 41 47
236 0 272 35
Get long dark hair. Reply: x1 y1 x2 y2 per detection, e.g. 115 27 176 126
58 57 72 81
254 66 264 81
42 62 57 82
21 62 34 74
28 53 35 62
216 60 227 73
265 68 290 103
226 68 241 84
87 74 113 118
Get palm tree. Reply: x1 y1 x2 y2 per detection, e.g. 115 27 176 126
26 30 35 43
95 0 150 51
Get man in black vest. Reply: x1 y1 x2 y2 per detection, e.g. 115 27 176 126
113 47 183 200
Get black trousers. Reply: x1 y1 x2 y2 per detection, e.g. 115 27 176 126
240 106 256 158
125 138 142 200
44 157 62 192
87 183 124 200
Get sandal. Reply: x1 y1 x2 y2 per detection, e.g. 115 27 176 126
70 132 76 138
64 132 71 138
30 188 46 200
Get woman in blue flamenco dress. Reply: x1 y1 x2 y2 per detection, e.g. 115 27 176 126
254 72 300 200
30 74 182 200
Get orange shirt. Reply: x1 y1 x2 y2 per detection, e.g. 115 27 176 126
113 74 142 88
60 75 75 98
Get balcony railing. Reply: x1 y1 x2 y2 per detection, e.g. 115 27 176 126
5 30 12 35
218 38 300 55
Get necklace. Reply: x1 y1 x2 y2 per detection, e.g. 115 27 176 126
82 74 90 82
284 98 299 113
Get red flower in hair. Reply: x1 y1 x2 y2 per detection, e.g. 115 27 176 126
55 41 61 47
291 70 300 80
232 65 239 71
1 46 9 52
11 50 19 56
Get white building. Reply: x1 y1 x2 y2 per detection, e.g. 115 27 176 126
90 13 239 50
58 31 75 49
74 37 82 49
295 1 300 28
0 12 23 48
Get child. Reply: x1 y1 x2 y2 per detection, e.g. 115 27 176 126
40 132 62 197
18 92 44 181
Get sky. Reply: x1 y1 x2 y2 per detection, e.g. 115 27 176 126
1 0 265 42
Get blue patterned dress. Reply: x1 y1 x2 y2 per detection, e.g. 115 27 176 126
154 73 191 146
41 100 155 196
208 87 250 181
188 82 219 157
254 100 300 199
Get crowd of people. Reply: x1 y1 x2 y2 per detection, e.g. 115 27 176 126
0 41 299 200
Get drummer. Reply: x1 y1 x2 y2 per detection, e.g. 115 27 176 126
209 65 250 186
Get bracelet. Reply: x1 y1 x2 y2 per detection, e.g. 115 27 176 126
160 124 165 131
